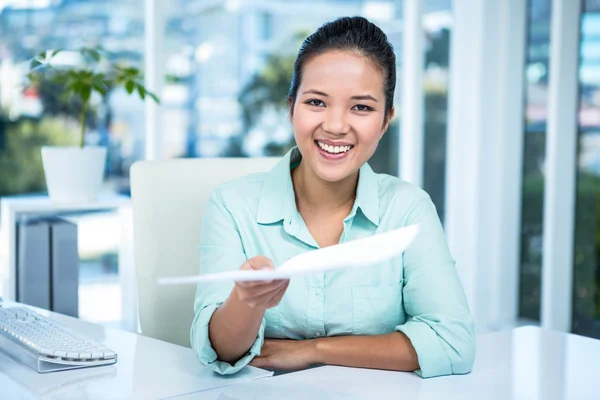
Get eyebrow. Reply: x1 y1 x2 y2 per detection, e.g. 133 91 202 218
302 89 329 97
302 89 378 103
351 95 378 102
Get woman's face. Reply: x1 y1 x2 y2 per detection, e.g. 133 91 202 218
291 50 394 183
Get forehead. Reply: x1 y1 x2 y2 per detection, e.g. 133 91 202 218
299 51 385 96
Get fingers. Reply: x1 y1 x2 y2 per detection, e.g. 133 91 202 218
237 256 276 286
238 285 289 309
245 256 274 271
243 281 288 309
235 279 274 288
235 256 290 309
236 279 288 302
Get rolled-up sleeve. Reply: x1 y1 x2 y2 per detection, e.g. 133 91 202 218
395 197 476 378
190 190 265 375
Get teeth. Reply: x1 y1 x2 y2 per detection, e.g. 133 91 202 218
317 141 352 154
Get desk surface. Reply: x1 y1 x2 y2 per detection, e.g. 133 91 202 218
196 326 600 400
0 302 272 399
2 303 600 400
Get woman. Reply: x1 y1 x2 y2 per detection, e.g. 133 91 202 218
191 16 475 378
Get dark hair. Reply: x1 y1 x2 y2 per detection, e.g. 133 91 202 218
288 16 396 117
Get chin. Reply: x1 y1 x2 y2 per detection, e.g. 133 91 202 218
299 141 361 182
311 162 355 183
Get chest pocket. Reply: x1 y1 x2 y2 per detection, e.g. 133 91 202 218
351 281 405 335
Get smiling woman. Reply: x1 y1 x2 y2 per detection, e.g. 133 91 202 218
291 50 393 182
190 16 475 379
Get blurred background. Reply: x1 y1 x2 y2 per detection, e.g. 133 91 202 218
0 0 598 340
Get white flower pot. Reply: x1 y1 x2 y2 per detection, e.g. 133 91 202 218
41 146 107 204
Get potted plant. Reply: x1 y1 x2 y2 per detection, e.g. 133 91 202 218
26 46 159 203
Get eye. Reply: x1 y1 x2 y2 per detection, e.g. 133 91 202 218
352 104 374 112
306 99 325 107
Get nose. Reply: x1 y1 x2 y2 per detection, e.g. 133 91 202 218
322 109 350 135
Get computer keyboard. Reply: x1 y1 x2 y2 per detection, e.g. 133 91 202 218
0 306 117 373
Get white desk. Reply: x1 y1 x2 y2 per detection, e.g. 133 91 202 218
2 305 599 400
0 302 272 399
195 326 600 400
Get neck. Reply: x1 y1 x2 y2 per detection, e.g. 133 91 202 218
292 161 358 215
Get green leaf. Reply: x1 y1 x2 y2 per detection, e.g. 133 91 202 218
51 73 70 84
125 80 135 94
92 83 106 95
79 47 101 63
91 72 106 82
81 85 92 102
30 59 42 69
89 49 101 62
51 49 61 57
66 80 83 96
39 51 47 60
119 67 140 80
136 84 146 100
147 91 160 104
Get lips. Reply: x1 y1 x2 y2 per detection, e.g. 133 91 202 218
314 140 353 161
315 140 354 154
315 139 354 147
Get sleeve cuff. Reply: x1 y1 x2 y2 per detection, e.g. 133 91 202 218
191 302 266 375
396 320 452 378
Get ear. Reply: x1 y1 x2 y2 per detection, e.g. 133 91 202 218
380 106 395 137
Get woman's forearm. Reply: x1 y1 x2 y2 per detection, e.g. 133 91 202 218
313 332 419 371
208 287 265 364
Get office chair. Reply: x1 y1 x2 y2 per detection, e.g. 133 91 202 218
130 156 279 347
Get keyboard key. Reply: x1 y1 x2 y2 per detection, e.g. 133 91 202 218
39 348 54 357
103 351 116 359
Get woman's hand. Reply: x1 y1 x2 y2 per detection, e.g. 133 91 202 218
249 339 319 371
233 256 290 310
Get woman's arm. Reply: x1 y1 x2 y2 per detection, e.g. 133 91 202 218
250 332 419 372
208 288 265 364
191 191 288 375
314 332 419 371
209 267 289 363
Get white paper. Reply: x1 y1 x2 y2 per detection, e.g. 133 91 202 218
158 224 419 285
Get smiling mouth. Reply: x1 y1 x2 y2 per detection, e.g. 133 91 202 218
315 140 354 154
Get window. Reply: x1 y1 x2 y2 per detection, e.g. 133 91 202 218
162 0 402 176
572 0 600 338
0 1 143 328
423 0 452 222
518 0 552 322
0 0 145 197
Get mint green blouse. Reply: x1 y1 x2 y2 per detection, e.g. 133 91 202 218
190 147 475 378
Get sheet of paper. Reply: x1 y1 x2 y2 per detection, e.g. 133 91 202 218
158 224 419 285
